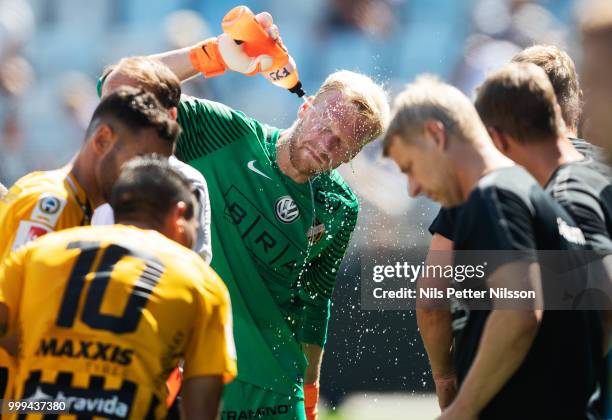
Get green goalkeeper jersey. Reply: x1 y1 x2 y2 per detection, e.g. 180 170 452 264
175 96 359 396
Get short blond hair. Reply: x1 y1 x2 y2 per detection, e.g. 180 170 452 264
315 70 390 144
383 75 487 153
104 57 181 109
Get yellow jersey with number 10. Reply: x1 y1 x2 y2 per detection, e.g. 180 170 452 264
0 224 237 419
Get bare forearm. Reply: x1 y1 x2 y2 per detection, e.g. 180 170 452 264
181 376 223 420
418 304 457 410
301 343 323 384
452 310 539 415
417 307 454 376
418 234 455 376
150 46 199 82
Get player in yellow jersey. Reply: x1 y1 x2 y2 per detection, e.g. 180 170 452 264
0 86 179 263
0 87 180 403
0 156 236 419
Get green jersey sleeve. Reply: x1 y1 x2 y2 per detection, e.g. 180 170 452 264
298 198 359 347
175 96 259 162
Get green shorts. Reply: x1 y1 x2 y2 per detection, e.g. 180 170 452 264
221 379 305 420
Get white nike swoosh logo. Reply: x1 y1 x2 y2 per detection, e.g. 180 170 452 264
247 160 272 180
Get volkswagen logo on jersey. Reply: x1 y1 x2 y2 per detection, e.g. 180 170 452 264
275 196 300 224
39 195 61 215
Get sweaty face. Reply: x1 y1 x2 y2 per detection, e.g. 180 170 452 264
386 134 461 207
97 124 174 202
582 39 612 155
288 90 375 176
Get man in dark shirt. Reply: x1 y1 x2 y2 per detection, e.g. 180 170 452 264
420 45 611 410
383 76 600 419
475 61 612 418
475 62 612 250
430 45 609 248
512 45 610 177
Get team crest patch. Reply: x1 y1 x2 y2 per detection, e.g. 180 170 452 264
307 219 325 244
39 195 61 214
275 196 299 224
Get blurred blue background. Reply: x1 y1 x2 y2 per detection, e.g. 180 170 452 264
0 0 583 249
0 1 585 417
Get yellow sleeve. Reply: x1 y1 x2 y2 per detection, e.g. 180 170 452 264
0 190 71 261
182 269 237 384
0 247 27 337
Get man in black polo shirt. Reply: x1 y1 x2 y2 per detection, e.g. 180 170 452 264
475 61 612 418
512 45 609 176
430 46 610 246
430 45 609 248
419 45 611 410
475 62 612 250
383 76 600 419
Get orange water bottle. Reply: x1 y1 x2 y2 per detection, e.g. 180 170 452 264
221 6 306 98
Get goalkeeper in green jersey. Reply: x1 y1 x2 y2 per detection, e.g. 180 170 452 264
100 10 389 420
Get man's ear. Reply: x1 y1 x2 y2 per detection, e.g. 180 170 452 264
167 201 190 232
169 107 178 121
297 96 315 119
163 201 194 247
423 119 447 151
91 123 116 156
487 127 509 153
175 201 189 224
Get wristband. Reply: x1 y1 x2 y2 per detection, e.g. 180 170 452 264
189 38 227 78
165 367 182 407
304 382 319 420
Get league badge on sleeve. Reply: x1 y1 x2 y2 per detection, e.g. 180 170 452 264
39 196 61 214
31 194 67 227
